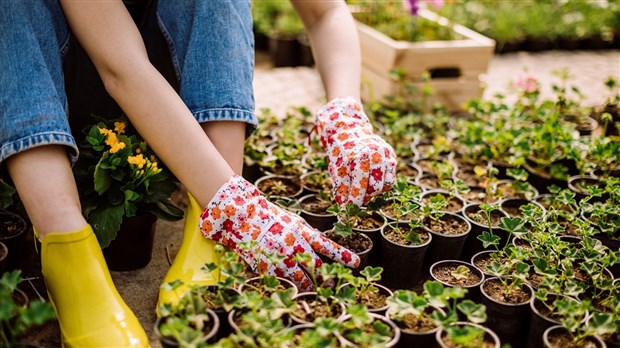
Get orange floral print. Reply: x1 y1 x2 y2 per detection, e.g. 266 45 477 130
223 204 236 216
210 206 222 219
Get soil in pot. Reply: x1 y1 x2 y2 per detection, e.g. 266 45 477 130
324 230 373 270
455 168 486 188
495 180 538 200
239 276 298 298
300 171 332 194
417 174 442 190
291 294 344 324
155 309 219 347
380 223 431 290
430 260 483 302
340 282 392 314
0 211 28 270
461 186 500 205
421 190 464 213
423 212 471 269
461 205 508 262
339 313 400 348
544 325 605 348
349 212 385 267
436 322 500 348
389 312 439 348
397 161 422 182
256 175 303 198
380 200 419 222
299 194 337 232
528 294 579 348
481 277 533 347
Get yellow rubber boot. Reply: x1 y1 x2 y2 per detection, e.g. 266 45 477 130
157 193 219 308
40 225 149 347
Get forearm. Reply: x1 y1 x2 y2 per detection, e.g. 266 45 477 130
60 1 233 206
293 1 361 100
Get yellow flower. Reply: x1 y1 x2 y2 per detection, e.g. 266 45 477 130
109 142 126 154
98 127 112 135
114 121 127 134
128 154 146 169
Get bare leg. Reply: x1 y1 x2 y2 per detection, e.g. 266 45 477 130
6 145 87 239
201 121 246 175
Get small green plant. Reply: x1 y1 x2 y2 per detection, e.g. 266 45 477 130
0 270 56 347
340 304 395 347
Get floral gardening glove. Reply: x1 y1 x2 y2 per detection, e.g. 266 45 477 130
199 175 360 290
316 97 397 206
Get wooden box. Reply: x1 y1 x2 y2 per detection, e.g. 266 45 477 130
357 8 496 111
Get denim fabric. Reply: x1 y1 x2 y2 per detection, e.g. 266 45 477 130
0 0 257 166
0 0 76 165
157 0 256 130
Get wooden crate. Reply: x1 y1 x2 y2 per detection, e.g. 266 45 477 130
357 8 495 110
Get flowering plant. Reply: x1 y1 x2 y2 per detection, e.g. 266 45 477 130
349 0 455 42
73 118 183 247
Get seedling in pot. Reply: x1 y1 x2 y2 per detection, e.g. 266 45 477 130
439 178 471 201
382 176 422 221
339 304 395 347
553 300 617 346
336 266 390 312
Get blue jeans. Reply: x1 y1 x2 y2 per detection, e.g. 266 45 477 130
0 0 256 166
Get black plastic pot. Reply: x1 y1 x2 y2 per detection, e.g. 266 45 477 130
298 194 337 232
436 321 500 348
527 294 579 348
423 212 471 269
291 292 346 325
523 162 568 194
338 313 401 348
543 325 606 348
350 212 386 267
388 316 439 348
593 235 620 278
430 260 484 303
0 211 28 270
299 170 331 195
268 35 301 67
420 189 465 214
339 282 393 315
0 241 8 275
255 174 304 198
461 204 508 262
103 213 157 272
155 308 220 347
480 277 533 348
470 250 497 279
379 223 431 290
567 175 604 203
499 197 546 219
297 34 314 67
198 286 240 340
323 230 373 272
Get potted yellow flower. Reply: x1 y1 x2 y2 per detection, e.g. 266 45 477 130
73 117 183 271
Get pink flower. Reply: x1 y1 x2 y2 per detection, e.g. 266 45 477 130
512 75 540 94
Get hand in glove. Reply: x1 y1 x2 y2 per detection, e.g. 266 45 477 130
315 97 397 206
199 175 360 290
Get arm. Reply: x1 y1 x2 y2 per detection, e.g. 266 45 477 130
59 0 233 207
291 0 361 100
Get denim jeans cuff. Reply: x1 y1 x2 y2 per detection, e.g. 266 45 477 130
192 108 257 138
0 133 79 166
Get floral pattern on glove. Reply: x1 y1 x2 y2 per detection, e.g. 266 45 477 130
199 175 360 290
316 97 397 206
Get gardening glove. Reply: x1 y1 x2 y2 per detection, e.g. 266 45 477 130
199 175 360 291
315 97 397 206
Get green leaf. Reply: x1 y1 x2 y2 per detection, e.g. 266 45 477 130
90 203 125 248
93 158 112 195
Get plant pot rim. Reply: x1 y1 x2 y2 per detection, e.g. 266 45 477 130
338 312 401 348
380 223 432 249
386 311 441 336
238 276 299 296
254 174 304 197
480 276 533 306
567 174 601 195
498 197 547 218
324 229 374 257
338 281 393 313
463 203 507 229
422 211 471 238
292 291 347 324
336 211 386 233
429 260 484 289
0 211 28 241
436 321 500 348
298 194 337 218
543 325 606 348
155 308 220 346
529 293 580 325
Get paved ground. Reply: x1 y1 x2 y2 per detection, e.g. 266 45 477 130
19 49 620 347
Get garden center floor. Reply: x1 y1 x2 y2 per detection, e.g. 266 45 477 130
21 49 619 347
